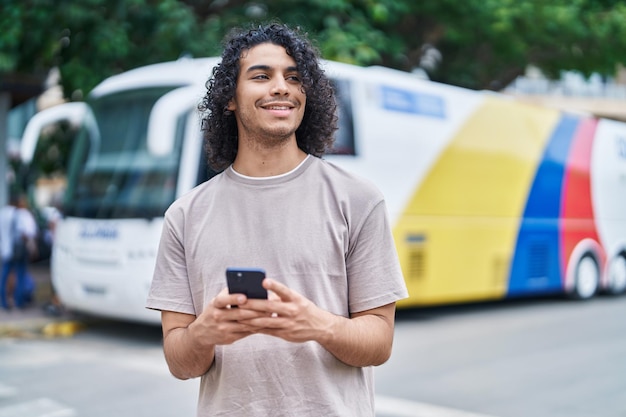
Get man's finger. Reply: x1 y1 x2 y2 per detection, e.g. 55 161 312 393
213 287 247 309
263 278 294 301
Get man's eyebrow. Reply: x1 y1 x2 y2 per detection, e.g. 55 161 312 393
246 64 271 73
245 64 299 73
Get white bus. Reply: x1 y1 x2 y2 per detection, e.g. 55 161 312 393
22 58 626 324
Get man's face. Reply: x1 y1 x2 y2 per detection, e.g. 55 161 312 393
227 42 306 145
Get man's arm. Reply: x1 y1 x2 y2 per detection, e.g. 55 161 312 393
161 290 270 380
161 310 215 380
319 302 396 367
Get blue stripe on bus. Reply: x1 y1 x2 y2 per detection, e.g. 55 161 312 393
506 115 580 296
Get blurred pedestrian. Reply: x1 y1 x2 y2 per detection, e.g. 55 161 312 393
0 192 38 310
146 23 408 417
41 198 64 316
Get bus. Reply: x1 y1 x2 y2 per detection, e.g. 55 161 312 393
21 57 626 324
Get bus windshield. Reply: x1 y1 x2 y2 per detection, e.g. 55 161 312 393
63 87 184 219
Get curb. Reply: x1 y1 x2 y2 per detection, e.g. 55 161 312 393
0 307 86 339
0 262 87 339
0 318 86 339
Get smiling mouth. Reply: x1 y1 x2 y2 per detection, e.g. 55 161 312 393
260 99 297 110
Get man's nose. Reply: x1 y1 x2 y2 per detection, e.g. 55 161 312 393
271 78 288 95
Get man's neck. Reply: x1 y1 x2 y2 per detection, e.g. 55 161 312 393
232 139 307 177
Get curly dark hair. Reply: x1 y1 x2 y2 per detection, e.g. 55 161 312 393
199 22 338 171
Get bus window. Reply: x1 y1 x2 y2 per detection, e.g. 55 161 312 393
330 79 355 155
64 87 183 219
23 117 80 260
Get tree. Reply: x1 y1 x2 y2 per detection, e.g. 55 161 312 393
1 0 223 99
400 0 626 89
183 0 626 90
1 0 625 97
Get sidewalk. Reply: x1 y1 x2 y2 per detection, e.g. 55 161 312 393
0 260 78 338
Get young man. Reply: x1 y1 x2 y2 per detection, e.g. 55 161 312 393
146 23 408 416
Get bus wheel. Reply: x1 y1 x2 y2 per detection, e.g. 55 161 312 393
607 252 626 295
571 254 599 300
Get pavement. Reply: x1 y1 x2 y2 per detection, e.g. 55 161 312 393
0 260 83 338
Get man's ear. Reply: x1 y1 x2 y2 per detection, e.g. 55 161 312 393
226 98 236 111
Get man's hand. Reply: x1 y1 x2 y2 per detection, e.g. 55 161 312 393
235 278 335 343
235 278 397 367
193 288 267 345
161 288 271 379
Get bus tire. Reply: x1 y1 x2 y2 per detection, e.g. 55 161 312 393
607 251 626 295
571 253 599 300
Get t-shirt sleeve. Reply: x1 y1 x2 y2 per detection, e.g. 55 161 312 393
346 200 408 313
145 206 196 315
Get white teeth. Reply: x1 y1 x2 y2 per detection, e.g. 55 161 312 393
267 106 289 110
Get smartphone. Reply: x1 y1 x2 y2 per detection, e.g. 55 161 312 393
225 267 268 300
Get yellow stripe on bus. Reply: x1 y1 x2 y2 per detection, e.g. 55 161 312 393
395 97 561 306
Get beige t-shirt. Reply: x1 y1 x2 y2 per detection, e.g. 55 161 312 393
147 155 408 417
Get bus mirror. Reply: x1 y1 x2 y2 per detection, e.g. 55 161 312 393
147 86 202 156
21 102 87 164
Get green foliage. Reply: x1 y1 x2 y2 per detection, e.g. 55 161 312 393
1 0 223 98
54 0 225 98
406 0 626 88
1 0 625 95
31 120 76 177
0 0 59 77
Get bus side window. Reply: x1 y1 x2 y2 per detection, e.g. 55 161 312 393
330 79 356 155
36 119 84 209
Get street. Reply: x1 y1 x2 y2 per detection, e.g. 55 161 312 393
378 296 626 417
0 318 198 417
1 264 626 417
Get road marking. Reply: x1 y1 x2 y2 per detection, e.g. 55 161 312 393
376 395 498 417
0 397 75 417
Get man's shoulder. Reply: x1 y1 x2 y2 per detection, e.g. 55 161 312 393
314 157 383 199
165 171 226 215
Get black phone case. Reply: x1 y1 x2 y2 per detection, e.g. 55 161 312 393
226 268 268 299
